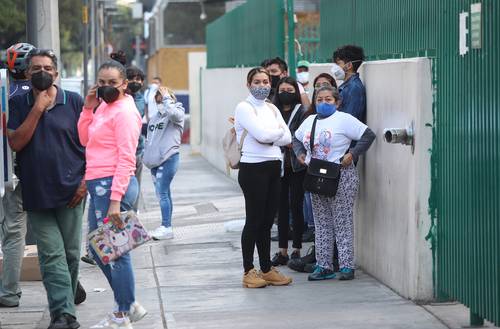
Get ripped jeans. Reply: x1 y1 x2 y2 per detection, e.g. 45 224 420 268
86 176 138 312
150 153 179 228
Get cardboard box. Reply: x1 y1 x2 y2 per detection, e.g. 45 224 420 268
0 244 42 281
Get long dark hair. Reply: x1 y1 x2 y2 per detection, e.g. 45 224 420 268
272 77 302 112
307 73 338 115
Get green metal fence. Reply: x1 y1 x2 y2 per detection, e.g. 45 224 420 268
206 0 284 68
320 0 500 326
319 0 438 60
297 24 321 63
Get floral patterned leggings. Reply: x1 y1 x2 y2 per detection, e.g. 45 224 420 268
311 164 359 270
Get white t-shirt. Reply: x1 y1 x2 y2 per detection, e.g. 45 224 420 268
295 112 367 164
234 95 292 163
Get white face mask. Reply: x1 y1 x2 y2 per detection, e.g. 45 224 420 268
296 71 309 84
330 63 345 81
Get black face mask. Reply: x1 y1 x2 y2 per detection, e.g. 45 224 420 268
278 91 296 105
97 86 120 103
128 82 142 93
270 75 281 89
31 71 54 91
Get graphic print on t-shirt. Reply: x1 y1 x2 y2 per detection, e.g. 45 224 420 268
303 129 333 160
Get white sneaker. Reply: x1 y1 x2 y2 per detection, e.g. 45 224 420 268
90 314 133 329
152 226 174 240
129 302 148 323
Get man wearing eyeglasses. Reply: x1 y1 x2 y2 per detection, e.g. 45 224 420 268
7 49 86 329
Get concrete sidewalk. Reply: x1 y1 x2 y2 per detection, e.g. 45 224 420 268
0 146 493 329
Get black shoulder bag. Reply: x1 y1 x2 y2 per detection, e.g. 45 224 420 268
302 116 342 197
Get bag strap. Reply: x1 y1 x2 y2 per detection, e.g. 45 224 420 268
287 104 301 128
309 115 318 154
238 130 248 152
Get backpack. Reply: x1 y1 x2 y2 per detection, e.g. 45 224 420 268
222 101 277 170
222 127 249 170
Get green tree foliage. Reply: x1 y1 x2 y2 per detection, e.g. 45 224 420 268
59 0 83 76
0 0 82 76
59 0 82 53
0 0 26 49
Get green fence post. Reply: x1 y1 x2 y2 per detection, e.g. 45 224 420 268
287 0 296 78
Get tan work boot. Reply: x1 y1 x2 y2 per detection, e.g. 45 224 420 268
261 267 293 286
242 269 268 288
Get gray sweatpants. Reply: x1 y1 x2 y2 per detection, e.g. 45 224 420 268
311 164 359 270
0 184 27 305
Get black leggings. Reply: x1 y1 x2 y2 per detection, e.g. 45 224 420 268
238 160 281 273
278 168 305 249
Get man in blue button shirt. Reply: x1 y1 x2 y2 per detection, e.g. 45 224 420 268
333 45 366 124
7 49 85 329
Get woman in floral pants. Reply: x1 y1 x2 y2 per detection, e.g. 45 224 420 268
293 86 375 281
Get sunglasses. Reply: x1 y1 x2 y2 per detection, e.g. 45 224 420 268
28 48 57 58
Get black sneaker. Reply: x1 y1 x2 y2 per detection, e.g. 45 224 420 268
303 262 316 273
81 254 96 266
288 246 316 272
301 246 316 264
287 258 306 272
271 252 289 266
74 281 86 305
48 313 80 329
302 229 315 242
290 250 300 260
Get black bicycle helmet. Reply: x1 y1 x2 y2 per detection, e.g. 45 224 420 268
5 43 36 74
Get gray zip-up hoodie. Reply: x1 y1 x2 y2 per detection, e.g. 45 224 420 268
143 96 185 169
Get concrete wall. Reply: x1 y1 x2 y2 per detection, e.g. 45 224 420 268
356 58 433 301
200 67 251 180
188 52 207 154
197 59 434 301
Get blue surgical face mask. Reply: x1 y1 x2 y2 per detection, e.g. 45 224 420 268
249 85 271 100
316 102 337 118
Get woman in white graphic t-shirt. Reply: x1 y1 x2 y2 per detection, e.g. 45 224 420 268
293 85 376 281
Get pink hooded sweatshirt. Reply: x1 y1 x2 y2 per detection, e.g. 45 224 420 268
78 95 141 201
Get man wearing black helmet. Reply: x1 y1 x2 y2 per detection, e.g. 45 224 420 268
0 42 33 309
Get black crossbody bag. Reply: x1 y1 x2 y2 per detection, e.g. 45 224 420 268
302 116 342 197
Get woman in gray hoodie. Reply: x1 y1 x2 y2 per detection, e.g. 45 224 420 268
143 87 185 240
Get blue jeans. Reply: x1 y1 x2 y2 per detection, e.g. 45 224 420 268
151 153 179 228
86 176 138 312
303 192 314 229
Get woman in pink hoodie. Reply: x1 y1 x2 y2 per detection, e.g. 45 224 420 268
78 60 145 329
